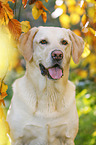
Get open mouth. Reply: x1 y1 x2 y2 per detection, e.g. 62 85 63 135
39 63 63 80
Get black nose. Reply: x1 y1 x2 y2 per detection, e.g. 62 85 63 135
51 50 63 61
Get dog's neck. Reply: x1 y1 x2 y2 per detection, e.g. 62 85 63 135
25 62 73 113
26 62 69 90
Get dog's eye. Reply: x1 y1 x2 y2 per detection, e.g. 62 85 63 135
61 40 68 45
39 40 48 44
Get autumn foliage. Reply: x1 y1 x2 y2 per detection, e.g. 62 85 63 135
0 0 49 40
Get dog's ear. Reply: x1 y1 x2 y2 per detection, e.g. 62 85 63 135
68 29 84 64
18 27 38 61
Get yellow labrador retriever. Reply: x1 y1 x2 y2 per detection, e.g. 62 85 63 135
7 27 84 145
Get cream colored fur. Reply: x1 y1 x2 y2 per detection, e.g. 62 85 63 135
7 27 84 145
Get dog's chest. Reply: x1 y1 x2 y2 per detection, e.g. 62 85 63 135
34 80 67 113
13 79 76 144
22 112 68 144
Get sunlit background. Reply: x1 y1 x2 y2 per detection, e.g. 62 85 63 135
0 0 96 145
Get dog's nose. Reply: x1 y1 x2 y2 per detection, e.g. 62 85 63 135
51 50 63 61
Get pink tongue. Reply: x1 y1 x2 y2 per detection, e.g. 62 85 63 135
48 67 62 80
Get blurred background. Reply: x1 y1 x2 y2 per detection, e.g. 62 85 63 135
0 0 96 145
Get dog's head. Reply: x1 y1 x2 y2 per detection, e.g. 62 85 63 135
19 27 84 80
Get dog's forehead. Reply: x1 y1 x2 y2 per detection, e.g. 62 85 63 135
35 27 69 40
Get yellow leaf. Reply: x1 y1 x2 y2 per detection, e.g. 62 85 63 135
68 5 85 15
81 14 87 26
89 27 96 35
73 29 81 36
0 82 8 100
75 5 85 16
0 105 10 144
0 118 10 144
70 13 80 25
0 107 4 118
86 0 96 3
92 131 96 137
32 5 43 20
93 10 96 23
41 11 47 23
68 5 75 13
21 21 31 33
1 83 8 94
59 14 70 28
82 53 96 65
88 7 95 18
82 52 96 77
66 0 76 6
82 42 90 58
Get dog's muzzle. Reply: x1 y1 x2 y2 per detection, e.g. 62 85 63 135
39 63 63 80
39 50 64 80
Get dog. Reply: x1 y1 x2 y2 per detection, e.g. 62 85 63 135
7 26 84 145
